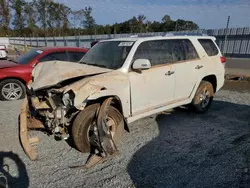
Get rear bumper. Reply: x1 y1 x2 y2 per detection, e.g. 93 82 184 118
20 97 41 160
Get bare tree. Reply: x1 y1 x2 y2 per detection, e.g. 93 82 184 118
81 6 96 34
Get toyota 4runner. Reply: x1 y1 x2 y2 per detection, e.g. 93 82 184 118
19 34 225 167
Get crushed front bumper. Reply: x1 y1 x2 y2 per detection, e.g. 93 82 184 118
20 97 44 160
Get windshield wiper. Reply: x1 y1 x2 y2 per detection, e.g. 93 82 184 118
79 61 88 65
80 61 107 68
87 64 107 68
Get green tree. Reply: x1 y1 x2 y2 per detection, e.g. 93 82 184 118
35 0 49 36
138 14 146 33
60 4 71 32
0 0 11 35
11 0 26 35
162 15 171 23
150 21 162 32
24 1 37 31
175 19 199 31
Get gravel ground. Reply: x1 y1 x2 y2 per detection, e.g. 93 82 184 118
0 82 250 188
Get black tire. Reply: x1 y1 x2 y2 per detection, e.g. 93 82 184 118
190 81 214 113
0 79 26 101
72 103 124 153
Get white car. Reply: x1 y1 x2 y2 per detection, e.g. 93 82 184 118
0 45 7 59
20 33 226 164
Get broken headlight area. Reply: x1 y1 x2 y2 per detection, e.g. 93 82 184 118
62 90 75 107
27 88 78 140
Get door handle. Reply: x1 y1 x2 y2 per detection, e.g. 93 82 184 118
195 65 203 69
165 71 175 76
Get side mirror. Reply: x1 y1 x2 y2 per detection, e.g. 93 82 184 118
132 59 151 70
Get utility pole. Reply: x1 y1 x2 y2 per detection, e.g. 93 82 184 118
223 16 230 54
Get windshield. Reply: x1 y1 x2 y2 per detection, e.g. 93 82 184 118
79 41 134 69
17 49 43 65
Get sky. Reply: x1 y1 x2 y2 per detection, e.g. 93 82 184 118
57 0 250 29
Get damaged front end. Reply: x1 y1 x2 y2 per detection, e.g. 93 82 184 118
20 87 79 160
20 85 121 168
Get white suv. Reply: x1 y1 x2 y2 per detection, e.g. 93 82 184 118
20 34 225 162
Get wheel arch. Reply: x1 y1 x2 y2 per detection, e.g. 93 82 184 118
202 74 217 93
0 77 27 86
86 95 130 133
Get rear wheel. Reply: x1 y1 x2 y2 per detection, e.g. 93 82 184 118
72 103 124 153
190 81 214 113
0 79 26 101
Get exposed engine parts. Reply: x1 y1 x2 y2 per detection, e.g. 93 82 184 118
21 89 122 168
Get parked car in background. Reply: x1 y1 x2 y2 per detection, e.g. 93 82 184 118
0 46 88 101
0 45 8 59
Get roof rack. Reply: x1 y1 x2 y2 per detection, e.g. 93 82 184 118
129 35 138 37
129 34 156 38
162 32 208 36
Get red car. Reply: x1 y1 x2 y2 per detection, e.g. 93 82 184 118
0 47 88 101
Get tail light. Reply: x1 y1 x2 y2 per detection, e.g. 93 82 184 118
220 56 226 63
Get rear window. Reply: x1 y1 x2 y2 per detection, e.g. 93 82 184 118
17 49 43 64
38 52 68 62
198 39 219 56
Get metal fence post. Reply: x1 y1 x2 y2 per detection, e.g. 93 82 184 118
223 16 230 55
239 27 244 55
75 34 78 47
53 36 56 46
45 36 47 47
36 35 38 47
24 35 26 50
78 34 80 47
30 35 32 47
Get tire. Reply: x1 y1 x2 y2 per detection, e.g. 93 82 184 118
190 81 214 113
0 79 26 101
72 103 124 153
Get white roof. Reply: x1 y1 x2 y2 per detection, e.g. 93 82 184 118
100 35 216 43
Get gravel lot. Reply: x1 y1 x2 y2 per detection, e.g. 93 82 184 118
0 81 250 188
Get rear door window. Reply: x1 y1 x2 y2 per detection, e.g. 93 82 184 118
68 51 86 62
181 39 199 60
133 39 199 66
38 51 69 62
198 39 219 56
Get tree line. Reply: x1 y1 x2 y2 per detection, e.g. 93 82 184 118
0 0 199 37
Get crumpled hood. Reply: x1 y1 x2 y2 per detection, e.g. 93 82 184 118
30 60 112 90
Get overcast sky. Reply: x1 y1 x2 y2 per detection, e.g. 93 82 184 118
58 0 250 29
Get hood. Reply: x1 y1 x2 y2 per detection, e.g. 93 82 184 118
0 60 18 69
30 60 112 90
